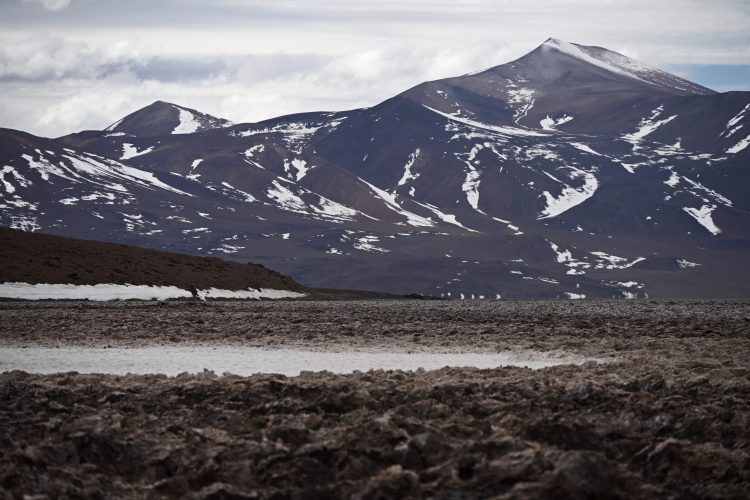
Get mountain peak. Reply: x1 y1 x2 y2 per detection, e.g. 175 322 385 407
401 38 717 131
533 38 714 95
104 101 232 137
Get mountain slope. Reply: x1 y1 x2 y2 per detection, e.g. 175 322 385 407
3 39 750 298
0 227 304 294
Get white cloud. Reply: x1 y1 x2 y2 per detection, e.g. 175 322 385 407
22 0 72 11
38 91 134 134
0 34 140 82
1 0 749 136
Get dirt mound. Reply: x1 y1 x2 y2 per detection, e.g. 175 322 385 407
0 227 305 293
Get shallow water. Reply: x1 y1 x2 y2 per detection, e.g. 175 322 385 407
0 347 593 376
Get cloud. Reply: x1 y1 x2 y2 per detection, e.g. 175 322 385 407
38 91 134 134
1 0 749 136
0 34 138 82
22 0 72 11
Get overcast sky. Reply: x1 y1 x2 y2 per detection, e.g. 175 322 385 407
1 0 749 137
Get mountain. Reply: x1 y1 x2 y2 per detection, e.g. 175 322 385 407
2 39 749 298
98 100 232 138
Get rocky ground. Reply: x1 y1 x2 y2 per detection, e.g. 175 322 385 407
1 300 749 498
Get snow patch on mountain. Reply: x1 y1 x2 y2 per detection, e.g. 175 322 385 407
265 178 363 222
722 103 749 138
267 180 307 212
549 242 589 275
415 201 477 232
570 143 602 156
284 158 312 181
358 178 433 227
424 106 547 137
505 84 535 124
221 182 256 203
104 118 123 132
683 205 721 235
677 259 701 269
619 161 647 174
173 108 200 134
244 144 264 158
121 143 154 160
681 176 732 207
609 281 643 288
455 142 506 214
1 166 31 194
0 197 40 232
237 122 323 138
185 159 203 180
540 115 573 130
235 117 345 153
311 196 361 221
664 170 680 187
22 153 72 182
24 150 189 196
213 243 245 254
242 146 266 169
654 140 684 156
460 145 483 213
397 149 421 188
112 160 191 195
492 217 523 236
538 167 598 219
589 251 645 270
726 134 750 154
353 235 389 253
623 106 677 142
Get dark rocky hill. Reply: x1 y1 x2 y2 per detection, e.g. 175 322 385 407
0 227 303 293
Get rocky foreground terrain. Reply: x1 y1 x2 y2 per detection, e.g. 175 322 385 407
1 300 749 498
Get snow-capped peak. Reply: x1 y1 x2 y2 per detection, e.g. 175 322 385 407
541 38 713 95
102 101 232 137
542 38 656 83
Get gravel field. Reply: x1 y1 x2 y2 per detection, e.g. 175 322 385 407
1 300 749 498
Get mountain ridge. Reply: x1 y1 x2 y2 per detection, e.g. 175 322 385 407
2 39 749 298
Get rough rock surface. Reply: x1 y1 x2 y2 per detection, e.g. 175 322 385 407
1 300 749 498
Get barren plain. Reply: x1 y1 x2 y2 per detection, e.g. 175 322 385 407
1 299 749 498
